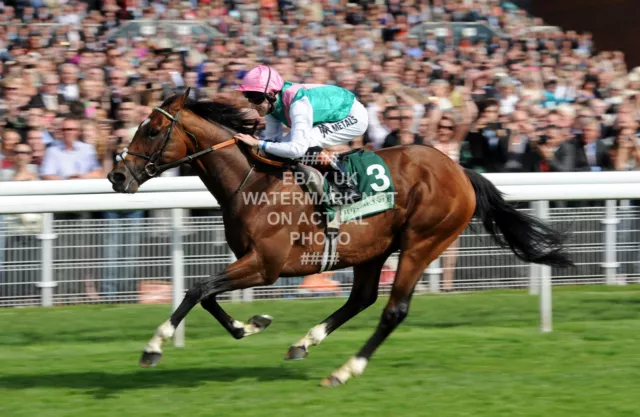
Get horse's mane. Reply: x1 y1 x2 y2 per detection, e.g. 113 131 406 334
162 92 263 135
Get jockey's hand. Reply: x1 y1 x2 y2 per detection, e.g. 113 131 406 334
233 133 260 147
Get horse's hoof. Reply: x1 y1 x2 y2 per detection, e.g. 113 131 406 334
320 375 344 388
139 351 162 368
248 314 273 332
284 345 308 361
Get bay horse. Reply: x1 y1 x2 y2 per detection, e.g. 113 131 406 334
107 89 573 387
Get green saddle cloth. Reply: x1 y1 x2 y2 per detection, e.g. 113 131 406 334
322 149 396 223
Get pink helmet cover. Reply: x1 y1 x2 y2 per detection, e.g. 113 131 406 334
237 65 284 94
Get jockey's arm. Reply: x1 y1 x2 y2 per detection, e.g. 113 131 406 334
259 98 312 160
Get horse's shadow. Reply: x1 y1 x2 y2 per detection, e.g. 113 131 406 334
0 365 309 399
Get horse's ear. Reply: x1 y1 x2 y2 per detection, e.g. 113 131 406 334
180 87 191 107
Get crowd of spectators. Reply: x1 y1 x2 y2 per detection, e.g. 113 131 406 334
0 0 639 183
1 0 639 299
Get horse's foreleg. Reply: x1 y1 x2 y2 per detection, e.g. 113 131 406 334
285 255 388 360
140 250 269 367
200 293 272 340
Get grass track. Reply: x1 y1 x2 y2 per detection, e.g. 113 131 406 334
2 285 640 417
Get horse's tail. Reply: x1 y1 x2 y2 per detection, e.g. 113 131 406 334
463 168 574 268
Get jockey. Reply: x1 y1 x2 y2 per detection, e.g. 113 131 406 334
233 65 368 204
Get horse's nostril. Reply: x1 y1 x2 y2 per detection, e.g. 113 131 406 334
109 171 126 185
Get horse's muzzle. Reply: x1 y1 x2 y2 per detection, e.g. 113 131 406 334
108 168 139 193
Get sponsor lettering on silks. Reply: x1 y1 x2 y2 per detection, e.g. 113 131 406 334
318 116 358 138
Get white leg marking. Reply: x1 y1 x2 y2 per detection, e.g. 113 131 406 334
332 356 368 384
233 315 273 336
294 323 328 349
145 320 175 353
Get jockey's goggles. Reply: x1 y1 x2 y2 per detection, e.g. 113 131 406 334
243 91 268 105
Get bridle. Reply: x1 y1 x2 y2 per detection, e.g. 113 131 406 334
116 106 255 194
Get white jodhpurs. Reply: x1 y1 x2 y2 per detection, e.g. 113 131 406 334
308 99 369 148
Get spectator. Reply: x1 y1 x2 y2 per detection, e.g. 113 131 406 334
184 70 202 98
519 72 544 103
542 79 564 109
430 79 453 111
576 76 598 103
40 116 103 180
610 125 640 171
1 77 28 134
503 110 538 172
58 63 80 101
29 73 67 113
25 129 46 166
81 120 111 172
552 119 612 172
496 77 519 115
25 108 56 147
1 129 21 170
0 142 39 181
469 70 495 102
464 99 510 173
382 106 418 148
112 97 138 149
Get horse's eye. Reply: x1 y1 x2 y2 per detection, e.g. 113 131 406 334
149 128 160 137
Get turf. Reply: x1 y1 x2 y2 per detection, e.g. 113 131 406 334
1 285 640 417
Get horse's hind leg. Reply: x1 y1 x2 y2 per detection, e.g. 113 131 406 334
284 254 389 360
140 249 271 367
321 226 465 387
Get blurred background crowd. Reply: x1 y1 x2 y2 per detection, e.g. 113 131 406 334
0 0 639 183
1 0 640 300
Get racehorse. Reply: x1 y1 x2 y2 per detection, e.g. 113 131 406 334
108 89 573 387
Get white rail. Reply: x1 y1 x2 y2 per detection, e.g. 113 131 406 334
0 176 202 196
2 173 640 214
2 172 640 341
0 191 218 214
2 171 640 197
